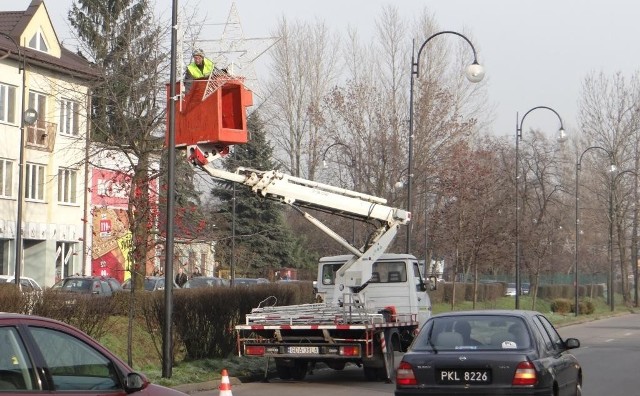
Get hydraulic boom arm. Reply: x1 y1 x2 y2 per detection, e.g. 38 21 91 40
188 144 410 291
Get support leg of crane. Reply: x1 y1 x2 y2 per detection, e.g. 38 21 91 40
262 357 271 383
380 331 393 383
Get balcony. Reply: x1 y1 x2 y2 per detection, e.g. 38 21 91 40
26 120 57 152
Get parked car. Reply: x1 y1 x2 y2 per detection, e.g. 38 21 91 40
233 277 269 286
182 276 229 288
121 276 178 291
0 275 42 293
505 282 517 296
0 312 187 394
395 310 582 396
51 276 122 297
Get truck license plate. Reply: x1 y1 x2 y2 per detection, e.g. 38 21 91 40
287 346 319 354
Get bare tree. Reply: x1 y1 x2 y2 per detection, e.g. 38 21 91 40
579 71 640 304
265 17 341 178
431 137 513 307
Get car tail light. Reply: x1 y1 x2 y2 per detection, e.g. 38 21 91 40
244 345 265 356
512 361 537 386
340 345 360 356
396 361 417 386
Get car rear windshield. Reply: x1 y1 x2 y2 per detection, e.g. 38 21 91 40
414 315 531 351
60 279 93 291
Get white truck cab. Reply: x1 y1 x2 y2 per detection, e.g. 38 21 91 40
317 253 433 326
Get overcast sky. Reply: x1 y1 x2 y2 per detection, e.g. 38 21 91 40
13 0 640 140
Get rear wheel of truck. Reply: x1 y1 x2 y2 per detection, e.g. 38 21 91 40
275 359 292 380
328 361 346 370
290 360 308 380
363 366 378 381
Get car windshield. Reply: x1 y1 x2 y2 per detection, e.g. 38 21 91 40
413 315 531 351
57 279 92 291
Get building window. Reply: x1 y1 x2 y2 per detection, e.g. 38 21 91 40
0 84 17 124
59 99 79 135
28 30 49 53
25 163 45 201
58 168 77 204
0 159 13 197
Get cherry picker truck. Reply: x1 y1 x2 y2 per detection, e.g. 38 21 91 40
167 76 435 382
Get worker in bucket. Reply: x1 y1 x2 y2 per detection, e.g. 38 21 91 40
184 48 214 90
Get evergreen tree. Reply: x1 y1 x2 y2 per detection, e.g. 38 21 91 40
212 112 315 277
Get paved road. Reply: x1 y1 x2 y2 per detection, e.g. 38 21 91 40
558 312 640 396
189 313 640 396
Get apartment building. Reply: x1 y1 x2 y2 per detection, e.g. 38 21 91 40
0 0 98 287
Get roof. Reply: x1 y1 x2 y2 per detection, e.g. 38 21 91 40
431 309 540 318
0 0 99 81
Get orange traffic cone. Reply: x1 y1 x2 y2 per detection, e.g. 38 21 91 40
219 368 232 396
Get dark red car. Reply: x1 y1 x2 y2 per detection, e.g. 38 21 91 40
0 313 186 395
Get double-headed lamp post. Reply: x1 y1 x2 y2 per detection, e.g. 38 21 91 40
515 106 566 309
407 31 485 254
575 146 615 316
609 169 637 311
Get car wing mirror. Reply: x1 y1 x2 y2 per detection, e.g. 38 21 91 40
564 337 580 349
125 372 148 392
428 275 438 291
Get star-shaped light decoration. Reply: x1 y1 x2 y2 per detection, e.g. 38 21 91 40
198 2 280 101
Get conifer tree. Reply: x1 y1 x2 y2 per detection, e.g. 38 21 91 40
212 112 315 278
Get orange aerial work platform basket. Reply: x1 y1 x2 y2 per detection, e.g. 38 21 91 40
166 77 253 149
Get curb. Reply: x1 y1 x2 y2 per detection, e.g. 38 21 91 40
172 376 244 394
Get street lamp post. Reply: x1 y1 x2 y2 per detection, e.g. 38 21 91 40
322 142 356 244
575 146 615 316
407 31 485 254
163 0 180 378
515 106 566 309
609 169 637 311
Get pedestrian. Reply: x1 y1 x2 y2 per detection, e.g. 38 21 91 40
175 267 188 287
192 267 202 278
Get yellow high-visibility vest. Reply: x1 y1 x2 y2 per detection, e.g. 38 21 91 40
187 58 214 79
